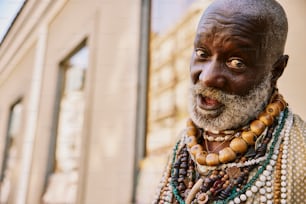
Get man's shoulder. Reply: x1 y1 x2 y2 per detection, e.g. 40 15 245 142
292 113 306 136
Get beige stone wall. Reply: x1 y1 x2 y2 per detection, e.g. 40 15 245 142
28 1 141 204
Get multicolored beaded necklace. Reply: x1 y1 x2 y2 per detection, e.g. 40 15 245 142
153 93 291 204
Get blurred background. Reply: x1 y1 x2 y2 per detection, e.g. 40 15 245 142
0 0 305 203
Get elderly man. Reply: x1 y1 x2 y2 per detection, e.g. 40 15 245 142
153 0 306 203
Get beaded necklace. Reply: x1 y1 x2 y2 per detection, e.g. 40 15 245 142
186 93 286 167
166 109 288 204
153 93 291 204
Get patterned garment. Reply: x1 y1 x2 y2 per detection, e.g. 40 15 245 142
286 114 306 203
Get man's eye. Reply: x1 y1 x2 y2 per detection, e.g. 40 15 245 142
195 49 209 59
226 58 246 70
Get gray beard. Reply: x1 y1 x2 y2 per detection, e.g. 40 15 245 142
189 73 273 132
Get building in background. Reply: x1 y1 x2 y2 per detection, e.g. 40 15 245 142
0 0 305 204
0 0 141 203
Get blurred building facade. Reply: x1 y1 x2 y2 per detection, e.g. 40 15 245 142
0 0 141 203
0 0 305 204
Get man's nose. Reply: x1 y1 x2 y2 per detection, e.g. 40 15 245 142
197 59 226 89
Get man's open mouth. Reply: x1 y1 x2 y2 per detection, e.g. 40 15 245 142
197 94 224 111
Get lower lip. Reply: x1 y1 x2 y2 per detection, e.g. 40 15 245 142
197 95 223 111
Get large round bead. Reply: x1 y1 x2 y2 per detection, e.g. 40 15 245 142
190 144 203 157
273 94 286 109
241 131 256 145
265 103 281 117
274 100 286 111
196 151 207 165
219 147 236 163
186 135 197 148
206 153 220 166
250 120 266 136
259 112 274 126
187 127 197 136
186 118 195 127
229 138 248 153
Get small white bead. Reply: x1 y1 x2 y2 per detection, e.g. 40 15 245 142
283 149 288 154
269 160 276 165
266 175 272 181
260 175 267 182
240 194 247 201
267 200 273 204
271 154 278 160
281 164 287 169
266 181 272 186
255 181 263 187
281 175 286 181
263 170 270 176
281 199 287 204
282 154 287 159
251 186 258 193
229 200 234 204
246 190 253 197
266 187 272 193
281 181 287 187
266 165 273 171
260 188 266 194
274 150 279 154
266 193 273 199
281 193 287 199
234 197 241 204
282 159 287 164
216 137 222 142
281 187 287 193
281 170 286 175
260 196 267 202
283 140 289 145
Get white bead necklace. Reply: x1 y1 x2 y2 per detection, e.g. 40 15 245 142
279 110 293 204
227 110 293 204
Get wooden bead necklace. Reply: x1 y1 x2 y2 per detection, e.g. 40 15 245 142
185 93 287 166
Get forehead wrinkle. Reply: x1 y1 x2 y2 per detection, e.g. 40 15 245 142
197 15 267 51
199 11 267 34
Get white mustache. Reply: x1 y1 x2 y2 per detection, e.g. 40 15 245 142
191 83 238 104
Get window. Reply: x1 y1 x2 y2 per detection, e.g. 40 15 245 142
0 100 23 203
43 44 89 204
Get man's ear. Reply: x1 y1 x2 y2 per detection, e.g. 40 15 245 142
271 55 289 86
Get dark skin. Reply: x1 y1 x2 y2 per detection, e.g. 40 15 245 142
190 8 289 153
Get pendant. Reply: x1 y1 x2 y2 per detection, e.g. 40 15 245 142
226 166 242 180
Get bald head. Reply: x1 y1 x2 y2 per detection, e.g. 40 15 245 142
199 0 288 63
